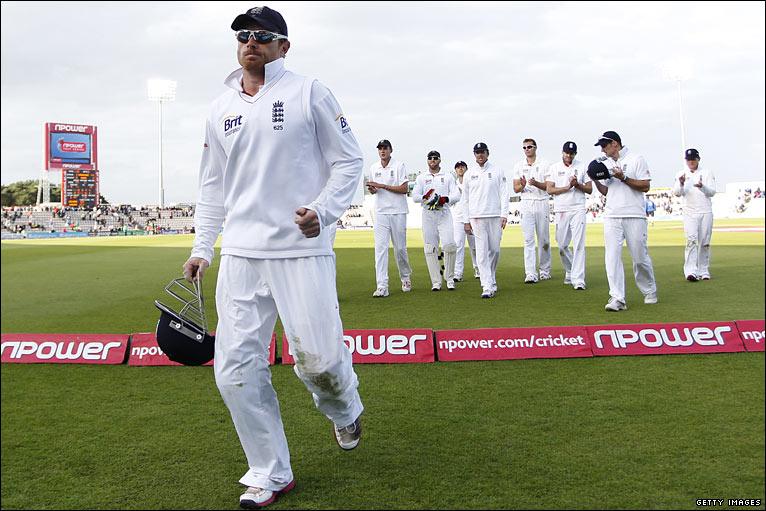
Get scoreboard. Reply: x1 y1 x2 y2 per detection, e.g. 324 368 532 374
62 169 99 208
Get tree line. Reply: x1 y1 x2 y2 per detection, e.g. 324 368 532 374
1 180 108 207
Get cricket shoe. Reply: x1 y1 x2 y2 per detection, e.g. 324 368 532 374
524 274 538 284
481 289 495 299
240 481 295 509
474 267 480 279
334 416 362 450
700 275 711 280
539 272 551 281
564 273 572 285
573 283 586 290
686 275 699 282
372 287 389 298
644 293 658 304
454 274 463 282
605 298 627 311
401 279 412 292
431 283 442 291
446 279 456 291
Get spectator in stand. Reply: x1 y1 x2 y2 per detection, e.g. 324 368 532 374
645 197 656 226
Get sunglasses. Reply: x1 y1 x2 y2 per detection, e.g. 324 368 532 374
428 156 440 160
523 145 536 150
236 30 288 44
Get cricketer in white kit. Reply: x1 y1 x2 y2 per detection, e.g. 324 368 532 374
591 131 658 312
366 139 412 297
513 138 552 283
545 141 592 290
461 142 511 298
452 161 479 281
183 6 364 508
411 150 461 291
672 148 716 281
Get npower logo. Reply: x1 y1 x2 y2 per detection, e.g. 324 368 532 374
1 340 123 360
131 345 168 359
343 333 428 356
58 140 87 152
54 124 88 133
593 325 732 349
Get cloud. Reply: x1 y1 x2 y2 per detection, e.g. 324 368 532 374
1 1 764 206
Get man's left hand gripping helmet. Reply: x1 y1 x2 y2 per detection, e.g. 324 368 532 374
154 278 215 366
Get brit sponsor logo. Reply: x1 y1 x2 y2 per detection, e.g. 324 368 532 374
283 329 435 364
335 113 351 134
435 326 592 362
58 140 87 152
587 322 744 356
223 115 243 137
735 319 765 352
1 334 128 364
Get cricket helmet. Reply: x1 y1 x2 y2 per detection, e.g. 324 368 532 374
154 278 215 366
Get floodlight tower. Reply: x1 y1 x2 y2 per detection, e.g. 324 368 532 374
147 79 177 208
662 61 692 157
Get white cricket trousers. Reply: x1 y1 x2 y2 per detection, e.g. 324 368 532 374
555 209 587 287
470 217 503 292
453 217 477 277
520 200 551 277
214 255 364 491
603 217 657 302
374 213 411 288
683 212 713 278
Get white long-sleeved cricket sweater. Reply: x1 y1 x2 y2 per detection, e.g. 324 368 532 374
191 58 363 263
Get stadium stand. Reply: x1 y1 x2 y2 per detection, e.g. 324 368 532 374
2 181 763 239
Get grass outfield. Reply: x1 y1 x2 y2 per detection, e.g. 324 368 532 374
1 219 764 510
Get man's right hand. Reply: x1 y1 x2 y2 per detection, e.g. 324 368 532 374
678 174 686 186
464 222 473 235
183 257 210 283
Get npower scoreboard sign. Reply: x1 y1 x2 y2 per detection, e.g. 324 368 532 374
46 123 98 170
46 122 100 207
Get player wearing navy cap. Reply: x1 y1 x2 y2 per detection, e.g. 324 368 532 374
673 148 716 281
412 150 460 290
545 142 592 290
366 139 413 297
461 143 511 298
184 6 364 507
591 131 658 311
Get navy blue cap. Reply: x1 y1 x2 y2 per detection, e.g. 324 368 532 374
473 142 489 153
232 6 288 36
562 141 578 153
427 150 441 158
685 148 700 160
376 139 392 149
594 131 622 146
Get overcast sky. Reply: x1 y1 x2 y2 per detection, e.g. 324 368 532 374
1 1 764 206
